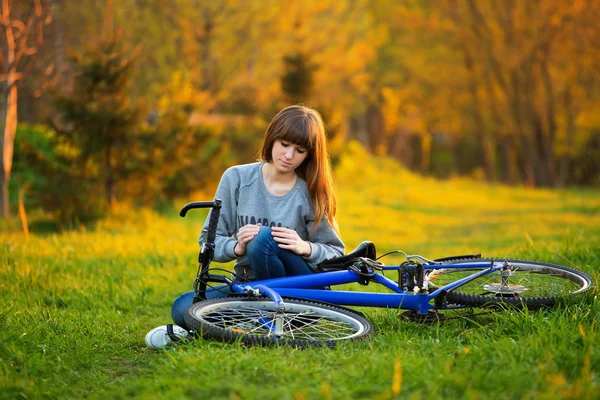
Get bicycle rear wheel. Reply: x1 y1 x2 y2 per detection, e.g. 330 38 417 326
427 258 593 309
185 296 372 348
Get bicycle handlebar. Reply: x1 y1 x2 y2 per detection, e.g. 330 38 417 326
181 199 223 302
179 201 220 217
179 199 222 244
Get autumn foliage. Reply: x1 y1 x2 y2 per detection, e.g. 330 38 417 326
3 0 600 221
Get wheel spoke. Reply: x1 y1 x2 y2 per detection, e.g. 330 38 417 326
427 258 592 309
189 299 370 344
430 267 581 298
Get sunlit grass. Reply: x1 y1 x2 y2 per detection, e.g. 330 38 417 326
336 142 599 264
1 146 599 398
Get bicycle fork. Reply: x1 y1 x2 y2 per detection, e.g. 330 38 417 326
244 284 286 337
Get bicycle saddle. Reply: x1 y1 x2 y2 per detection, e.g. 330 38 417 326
317 241 377 272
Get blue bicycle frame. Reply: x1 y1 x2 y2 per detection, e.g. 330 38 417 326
180 200 506 316
228 261 504 315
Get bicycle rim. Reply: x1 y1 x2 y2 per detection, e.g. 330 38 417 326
185 297 372 347
427 258 593 309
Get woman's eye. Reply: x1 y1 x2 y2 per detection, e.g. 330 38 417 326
297 148 306 154
281 142 289 147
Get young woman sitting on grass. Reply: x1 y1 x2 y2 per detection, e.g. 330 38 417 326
146 105 345 348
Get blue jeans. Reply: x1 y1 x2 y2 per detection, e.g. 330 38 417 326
171 226 315 329
171 286 234 328
246 226 314 279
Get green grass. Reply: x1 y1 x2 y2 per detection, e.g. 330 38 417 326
1 150 599 399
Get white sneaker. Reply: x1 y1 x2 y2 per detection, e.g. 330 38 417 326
145 324 190 349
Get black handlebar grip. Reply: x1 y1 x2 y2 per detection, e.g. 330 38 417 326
179 201 218 217
206 199 222 244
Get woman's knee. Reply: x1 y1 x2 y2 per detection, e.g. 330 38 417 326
246 226 276 256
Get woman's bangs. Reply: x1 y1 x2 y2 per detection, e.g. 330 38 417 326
279 119 316 150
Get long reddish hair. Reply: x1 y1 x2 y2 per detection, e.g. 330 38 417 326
260 105 338 232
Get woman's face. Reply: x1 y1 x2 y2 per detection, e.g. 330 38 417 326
271 139 308 173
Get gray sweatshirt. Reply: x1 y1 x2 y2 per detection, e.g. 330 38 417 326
199 162 345 281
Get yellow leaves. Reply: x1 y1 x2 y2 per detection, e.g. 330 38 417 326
349 73 372 93
572 0 587 14
370 23 390 48
157 71 216 115
278 0 386 107
347 42 375 70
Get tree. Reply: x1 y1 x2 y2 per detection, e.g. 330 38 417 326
0 0 50 218
281 52 316 104
441 0 600 186
367 0 600 186
50 12 144 212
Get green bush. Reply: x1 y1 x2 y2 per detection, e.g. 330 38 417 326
12 123 106 225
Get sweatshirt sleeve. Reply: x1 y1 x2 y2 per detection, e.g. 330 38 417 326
198 168 239 262
303 216 345 267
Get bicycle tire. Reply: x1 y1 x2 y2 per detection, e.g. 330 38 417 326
427 258 593 309
185 296 372 348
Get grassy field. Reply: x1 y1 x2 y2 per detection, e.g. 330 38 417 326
2 146 599 399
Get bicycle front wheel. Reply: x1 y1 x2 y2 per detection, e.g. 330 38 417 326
185 296 372 348
427 258 593 309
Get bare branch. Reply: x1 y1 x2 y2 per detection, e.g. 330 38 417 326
44 62 54 76
20 13 34 41
465 0 508 93
34 72 61 98
34 0 43 17
11 19 24 35
35 18 42 45
20 0 35 26
0 72 24 82
22 45 37 56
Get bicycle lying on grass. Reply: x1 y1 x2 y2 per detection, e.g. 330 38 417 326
179 200 594 348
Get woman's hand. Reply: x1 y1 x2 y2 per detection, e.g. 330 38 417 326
234 224 261 256
271 226 311 256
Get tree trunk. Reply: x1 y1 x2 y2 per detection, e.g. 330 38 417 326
389 129 415 169
1 0 18 218
199 10 213 93
1 81 17 218
530 115 554 187
557 87 575 186
367 104 385 154
508 72 536 186
501 138 520 184
523 61 554 187
350 112 370 151
540 56 558 185
0 0 49 218
462 47 495 182
105 136 116 211
52 0 65 73
419 132 431 173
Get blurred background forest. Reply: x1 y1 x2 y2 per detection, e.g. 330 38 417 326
1 0 599 225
